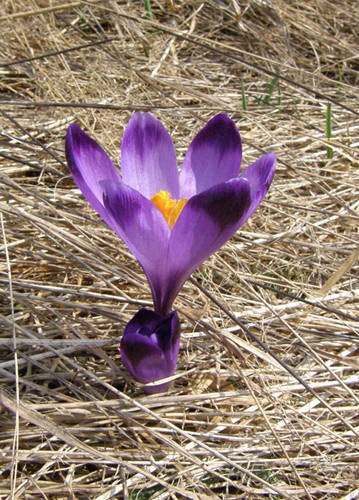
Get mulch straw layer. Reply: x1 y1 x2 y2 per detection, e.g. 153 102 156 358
0 0 358 498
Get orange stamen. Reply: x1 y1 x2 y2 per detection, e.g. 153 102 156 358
151 190 187 229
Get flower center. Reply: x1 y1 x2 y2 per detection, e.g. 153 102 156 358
150 190 187 229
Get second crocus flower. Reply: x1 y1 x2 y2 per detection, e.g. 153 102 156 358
120 308 179 394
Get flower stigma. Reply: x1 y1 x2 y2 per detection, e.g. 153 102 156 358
151 190 187 229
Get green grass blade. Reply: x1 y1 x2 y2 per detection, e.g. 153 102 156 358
144 0 153 19
241 81 248 111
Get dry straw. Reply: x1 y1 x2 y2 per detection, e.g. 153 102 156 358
0 0 358 498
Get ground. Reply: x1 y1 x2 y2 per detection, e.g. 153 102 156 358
0 0 358 498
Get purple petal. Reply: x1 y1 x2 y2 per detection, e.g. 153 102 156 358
240 151 276 219
65 124 121 226
120 309 180 393
121 112 179 199
124 309 165 338
156 178 251 314
101 180 171 312
179 114 242 198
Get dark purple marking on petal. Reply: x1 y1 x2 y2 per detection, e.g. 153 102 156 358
101 180 171 313
124 309 164 338
121 112 179 199
156 178 251 314
179 114 242 198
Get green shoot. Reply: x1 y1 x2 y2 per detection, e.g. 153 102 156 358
144 0 153 19
241 81 248 111
258 73 280 106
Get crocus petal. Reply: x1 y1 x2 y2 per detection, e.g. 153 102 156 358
65 124 121 227
120 309 180 394
121 330 163 379
121 112 180 199
239 151 276 219
156 178 251 314
124 308 165 338
101 180 171 312
179 114 242 198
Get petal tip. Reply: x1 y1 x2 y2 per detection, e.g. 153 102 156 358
126 111 160 129
265 150 276 168
66 123 86 146
209 113 233 124
262 151 276 186
204 113 240 134
67 122 80 134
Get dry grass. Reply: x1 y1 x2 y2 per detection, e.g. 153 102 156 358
0 0 359 498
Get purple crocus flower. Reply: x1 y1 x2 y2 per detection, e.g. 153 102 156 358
120 308 179 393
65 113 275 316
